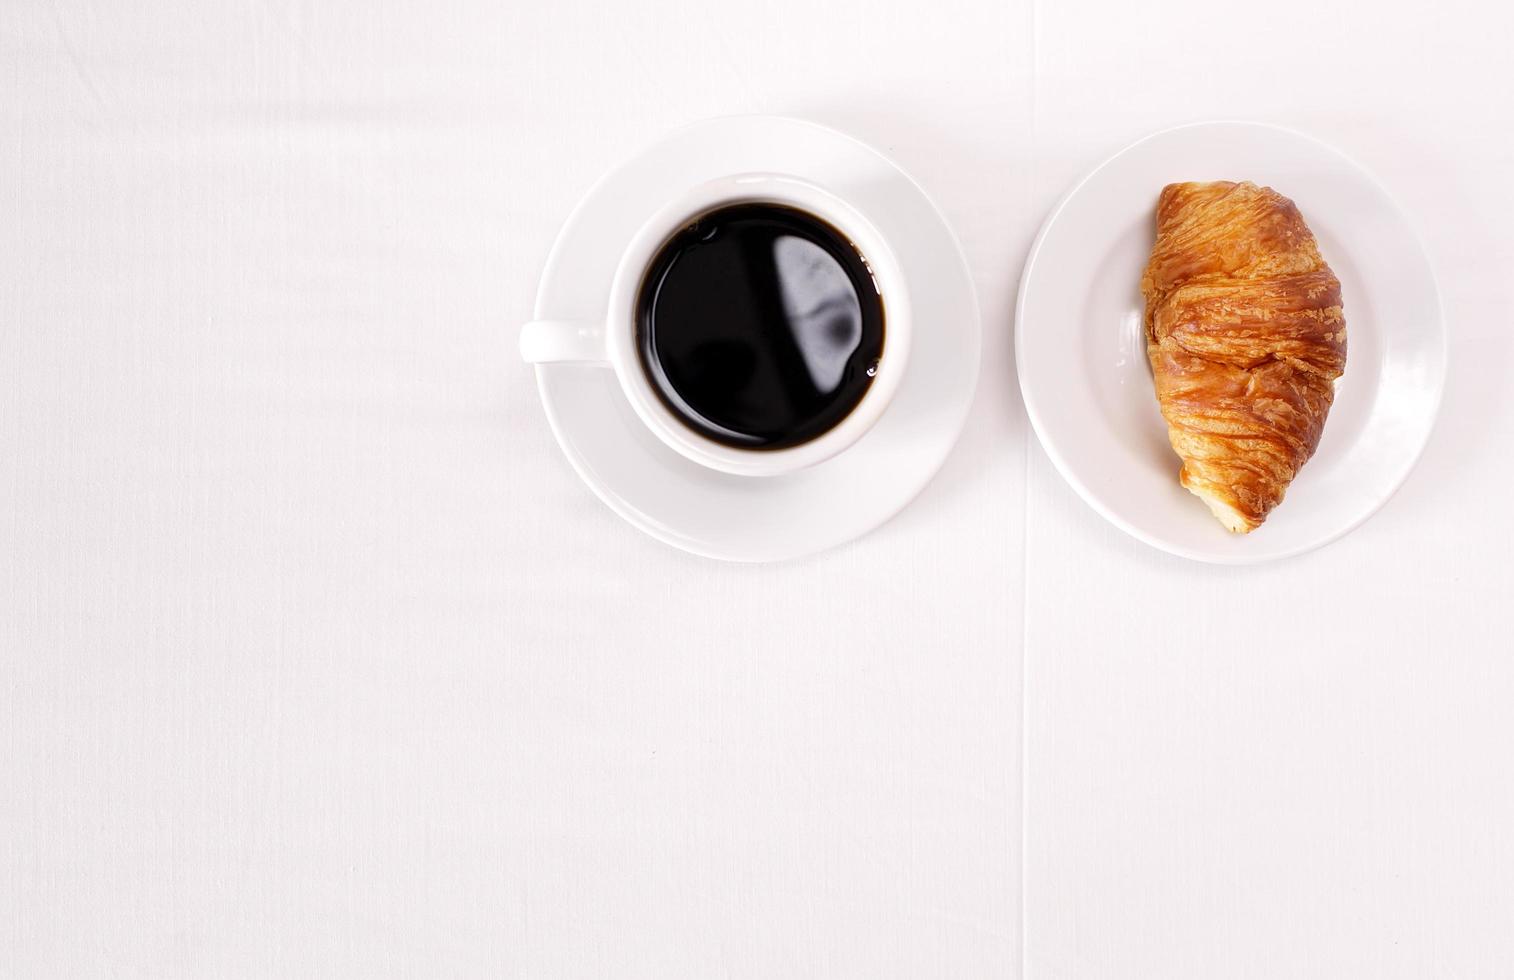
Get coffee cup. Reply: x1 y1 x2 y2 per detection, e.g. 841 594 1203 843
520 172 911 478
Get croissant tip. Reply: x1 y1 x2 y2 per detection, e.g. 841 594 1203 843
1188 486 1258 534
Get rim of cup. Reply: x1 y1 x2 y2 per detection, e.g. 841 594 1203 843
606 172 912 478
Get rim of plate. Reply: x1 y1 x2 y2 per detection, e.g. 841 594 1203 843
1014 119 1446 565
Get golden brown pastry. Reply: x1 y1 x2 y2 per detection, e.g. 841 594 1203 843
1141 181 1346 532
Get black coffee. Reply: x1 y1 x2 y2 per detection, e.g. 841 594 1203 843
635 203 885 450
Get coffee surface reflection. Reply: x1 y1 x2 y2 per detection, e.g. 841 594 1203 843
636 203 885 449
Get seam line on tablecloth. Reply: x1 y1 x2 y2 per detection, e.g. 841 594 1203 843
1020 2 1039 978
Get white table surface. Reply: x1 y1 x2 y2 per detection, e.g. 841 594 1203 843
3 1 1509 977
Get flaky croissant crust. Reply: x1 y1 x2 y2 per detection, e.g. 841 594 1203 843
1141 181 1347 532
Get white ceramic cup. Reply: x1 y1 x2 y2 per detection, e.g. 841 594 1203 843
519 172 911 477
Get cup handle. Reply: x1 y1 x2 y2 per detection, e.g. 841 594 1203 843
519 319 609 364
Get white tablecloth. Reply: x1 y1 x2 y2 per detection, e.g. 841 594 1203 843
3 1 1509 976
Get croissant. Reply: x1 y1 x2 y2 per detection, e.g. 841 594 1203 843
1141 180 1347 533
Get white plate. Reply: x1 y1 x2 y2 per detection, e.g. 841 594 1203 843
529 117 981 562
1016 121 1445 564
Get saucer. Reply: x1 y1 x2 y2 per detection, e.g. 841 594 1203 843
1016 121 1445 563
528 116 981 562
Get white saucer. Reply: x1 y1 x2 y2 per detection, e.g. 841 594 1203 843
529 117 981 562
1016 121 1445 564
